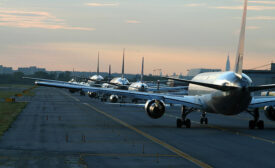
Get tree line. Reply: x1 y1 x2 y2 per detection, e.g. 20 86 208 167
0 71 72 84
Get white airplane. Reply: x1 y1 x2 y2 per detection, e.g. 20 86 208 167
128 57 148 92
105 56 187 103
35 0 275 129
87 52 104 84
102 48 130 90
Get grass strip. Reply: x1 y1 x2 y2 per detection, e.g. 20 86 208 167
0 85 36 137
0 102 27 137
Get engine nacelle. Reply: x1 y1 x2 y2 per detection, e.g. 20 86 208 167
88 91 97 98
109 95 119 103
145 100 165 119
264 106 275 121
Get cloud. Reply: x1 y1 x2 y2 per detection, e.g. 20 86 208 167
249 1 275 5
85 3 119 7
247 26 261 30
213 6 275 11
0 9 94 31
125 20 141 24
185 3 206 7
248 16 275 20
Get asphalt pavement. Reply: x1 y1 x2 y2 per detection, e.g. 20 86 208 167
0 87 274 168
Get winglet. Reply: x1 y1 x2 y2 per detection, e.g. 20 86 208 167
122 48 125 78
141 57 144 82
234 0 248 76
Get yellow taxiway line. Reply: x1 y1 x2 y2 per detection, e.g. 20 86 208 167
83 102 212 168
80 153 178 157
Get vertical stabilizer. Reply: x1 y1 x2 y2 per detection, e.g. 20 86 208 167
73 68 75 81
108 64 111 82
122 48 125 78
141 57 144 82
225 54 231 71
234 0 248 75
97 51 100 75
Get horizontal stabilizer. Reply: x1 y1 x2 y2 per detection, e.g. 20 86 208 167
248 84 275 92
164 77 239 91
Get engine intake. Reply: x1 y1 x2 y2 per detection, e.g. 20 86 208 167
145 100 165 119
109 95 119 103
264 106 275 121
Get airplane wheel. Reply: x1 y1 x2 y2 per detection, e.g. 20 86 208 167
205 118 208 124
249 120 255 129
200 118 203 124
177 119 182 128
257 120 264 129
185 119 191 128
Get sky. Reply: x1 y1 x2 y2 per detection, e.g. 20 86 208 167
0 0 274 75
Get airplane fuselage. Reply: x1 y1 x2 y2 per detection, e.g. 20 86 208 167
102 77 130 90
128 82 148 92
188 71 252 115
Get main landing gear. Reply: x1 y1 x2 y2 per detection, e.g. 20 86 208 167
200 112 208 124
247 108 264 129
177 106 194 128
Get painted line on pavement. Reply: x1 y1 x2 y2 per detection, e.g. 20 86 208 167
60 90 80 102
80 153 178 157
83 102 212 168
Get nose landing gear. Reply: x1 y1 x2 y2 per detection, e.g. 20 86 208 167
200 112 208 124
248 108 264 129
176 106 194 128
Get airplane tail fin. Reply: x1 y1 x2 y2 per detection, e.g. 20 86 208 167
122 48 125 78
141 57 144 82
97 51 100 75
234 0 248 76
108 64 112 82
225 54 230 71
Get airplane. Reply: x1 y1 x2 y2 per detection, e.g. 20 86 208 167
102 56 188 103
78 51 104 86
128 57 148 92
34 0 275 129
102 48 130 90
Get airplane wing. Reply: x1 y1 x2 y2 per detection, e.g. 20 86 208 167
248 96 275 108
36 81 203 109
147 86 188 92
23 77 68 83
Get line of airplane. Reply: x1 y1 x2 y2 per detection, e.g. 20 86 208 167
29 0 275 129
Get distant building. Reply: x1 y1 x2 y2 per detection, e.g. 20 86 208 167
0 65 13 74
242 63 275 95
187 68 221 77
18 66 46 75
244 63 275 86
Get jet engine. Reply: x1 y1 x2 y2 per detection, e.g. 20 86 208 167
264 106 275 121
88 91 97 98
145 100 165 119
109 95 119 103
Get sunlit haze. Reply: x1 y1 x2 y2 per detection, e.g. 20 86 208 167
0 0 274 75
